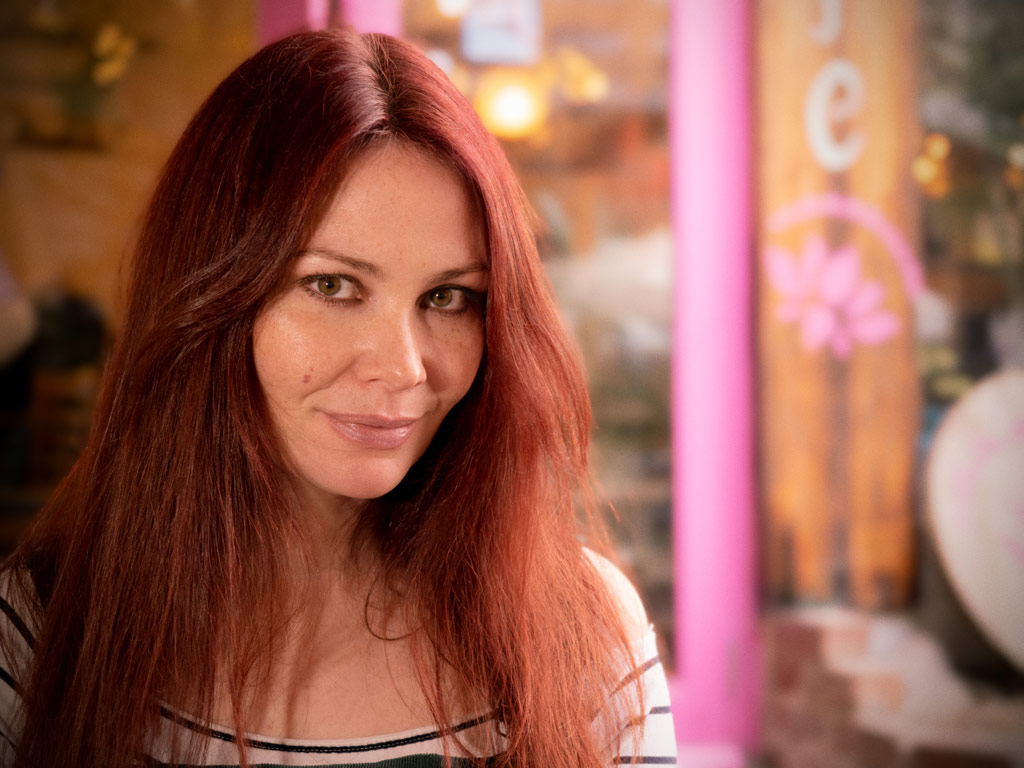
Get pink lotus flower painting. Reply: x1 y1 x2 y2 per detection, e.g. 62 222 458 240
765 234 901 359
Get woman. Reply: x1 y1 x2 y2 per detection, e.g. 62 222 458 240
0 28 675 767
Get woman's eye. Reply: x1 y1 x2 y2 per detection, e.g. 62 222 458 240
300 274 356 301
429 287 456 308
316 276 343 296
426 287 476 312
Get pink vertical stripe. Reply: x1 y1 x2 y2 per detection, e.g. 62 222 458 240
259 0 330 44
340 0 403 36
260 0 402 44
669 0 760 754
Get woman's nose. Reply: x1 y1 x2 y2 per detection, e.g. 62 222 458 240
355 312 428 391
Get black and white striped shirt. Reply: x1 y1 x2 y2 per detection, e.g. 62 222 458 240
0 576 677 767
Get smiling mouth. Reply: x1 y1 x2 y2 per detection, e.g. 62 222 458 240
323 413 417 450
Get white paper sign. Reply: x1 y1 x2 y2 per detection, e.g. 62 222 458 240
461 0 542 66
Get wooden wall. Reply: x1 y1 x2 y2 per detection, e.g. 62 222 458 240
0 0 255 327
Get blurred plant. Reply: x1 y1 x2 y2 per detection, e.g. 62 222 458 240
0 2 140 150
917 0 1024 297
89 22 136 87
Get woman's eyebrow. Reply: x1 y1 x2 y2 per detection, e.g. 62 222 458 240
301 248 383 278
304 249 487 284
431 264 489 283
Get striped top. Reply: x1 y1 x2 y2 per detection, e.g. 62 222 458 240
0 576 677 767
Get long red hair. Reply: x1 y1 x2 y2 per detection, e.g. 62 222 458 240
3 29 640 767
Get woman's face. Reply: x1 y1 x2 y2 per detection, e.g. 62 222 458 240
253 142 487 514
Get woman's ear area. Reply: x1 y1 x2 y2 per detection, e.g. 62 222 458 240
583 547 650 641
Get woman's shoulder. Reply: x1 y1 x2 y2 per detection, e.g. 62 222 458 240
582 546 649 642
581 549 678 764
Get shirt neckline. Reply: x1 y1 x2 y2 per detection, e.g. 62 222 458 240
158 702 493 752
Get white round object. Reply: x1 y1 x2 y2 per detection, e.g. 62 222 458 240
927 369 1024 671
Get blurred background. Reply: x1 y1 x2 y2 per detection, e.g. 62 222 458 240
0 0 1021 765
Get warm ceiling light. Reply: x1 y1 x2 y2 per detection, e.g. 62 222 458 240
473 69 548 140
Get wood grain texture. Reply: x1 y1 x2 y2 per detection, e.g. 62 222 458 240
756 0 921 608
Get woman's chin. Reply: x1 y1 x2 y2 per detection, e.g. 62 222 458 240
290 467 409 512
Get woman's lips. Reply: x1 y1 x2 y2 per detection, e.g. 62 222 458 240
323 413 417 450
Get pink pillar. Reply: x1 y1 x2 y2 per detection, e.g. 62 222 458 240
259 0 402 45
669 0 760 760
339 0 403 36
259 0 330 44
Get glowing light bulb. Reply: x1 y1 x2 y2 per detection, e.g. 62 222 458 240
495 86 535 124
473 69 548 141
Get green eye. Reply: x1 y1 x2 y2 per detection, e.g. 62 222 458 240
430 288 455 308
316 276 342 296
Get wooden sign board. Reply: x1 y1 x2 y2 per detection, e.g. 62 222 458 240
756 0 921 607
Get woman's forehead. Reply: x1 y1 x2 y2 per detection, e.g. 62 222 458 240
301 141 487 273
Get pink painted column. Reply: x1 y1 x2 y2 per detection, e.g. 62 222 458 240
669 0 760 760
339 0 403 36
259 0 402 45
259 0 330 44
